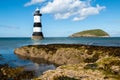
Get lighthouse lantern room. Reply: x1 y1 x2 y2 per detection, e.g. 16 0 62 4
32 8 44 40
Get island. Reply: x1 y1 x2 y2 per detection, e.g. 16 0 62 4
69 29 110 37
14 44 120 80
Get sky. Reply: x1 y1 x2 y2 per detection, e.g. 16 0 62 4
0 0 120 37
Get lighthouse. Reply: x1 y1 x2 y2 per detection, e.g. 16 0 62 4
32 8 44 40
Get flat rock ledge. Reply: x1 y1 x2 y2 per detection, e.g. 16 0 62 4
14 44 120 80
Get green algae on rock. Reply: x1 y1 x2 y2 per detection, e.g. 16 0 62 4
0 64 35 80
14 44 120 65
33 64 113 80
34 62 120 80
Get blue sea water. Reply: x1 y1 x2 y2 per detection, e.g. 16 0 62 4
0 37 120 76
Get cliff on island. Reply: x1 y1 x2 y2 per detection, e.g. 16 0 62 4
14 44 120 80
69 29 110 37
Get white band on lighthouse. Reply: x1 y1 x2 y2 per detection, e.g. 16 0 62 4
33 27 41 32
34 16 41 22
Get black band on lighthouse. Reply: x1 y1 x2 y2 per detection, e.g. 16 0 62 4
34 23 42 27
34 10 42 16
32 32 43 36
34 14 42 16
34 13 42 16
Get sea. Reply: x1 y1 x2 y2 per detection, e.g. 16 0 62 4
0 37 120 76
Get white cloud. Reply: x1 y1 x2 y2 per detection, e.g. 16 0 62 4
25 0 105 21
0 25 20 29
73 4 105 21
40 0 105 21
24 0 45 6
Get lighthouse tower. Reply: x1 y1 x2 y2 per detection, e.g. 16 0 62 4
32 8 44 40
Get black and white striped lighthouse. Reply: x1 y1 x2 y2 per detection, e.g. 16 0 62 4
32 8 44 40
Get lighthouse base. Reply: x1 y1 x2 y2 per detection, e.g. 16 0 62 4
32 36 44 40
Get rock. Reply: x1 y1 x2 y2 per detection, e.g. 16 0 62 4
96 56 120 74
14 44 120 80
32 36 44 40
0 64 35 80
14 44 120 66
111 66 120 74
33 64 112 80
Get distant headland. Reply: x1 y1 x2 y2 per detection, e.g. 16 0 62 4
69 29 110 37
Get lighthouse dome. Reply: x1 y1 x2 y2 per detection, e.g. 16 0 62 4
35 7 39 11
34 7 42 16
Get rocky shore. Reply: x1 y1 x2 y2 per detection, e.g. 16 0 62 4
0 54 35 80
14 44 120 80
0 64 35 80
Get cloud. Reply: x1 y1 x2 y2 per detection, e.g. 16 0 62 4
25 0 105 21
40 0 105 21
0 25 20 29
111 31 120 35
24 0 45 6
